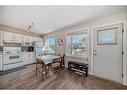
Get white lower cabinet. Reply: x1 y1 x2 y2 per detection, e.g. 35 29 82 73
29 52 35 64
0 54 3 71
23 52 35 65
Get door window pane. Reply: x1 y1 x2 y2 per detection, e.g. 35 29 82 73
97 28 117 45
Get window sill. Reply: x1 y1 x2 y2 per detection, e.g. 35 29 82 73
66 54 88 61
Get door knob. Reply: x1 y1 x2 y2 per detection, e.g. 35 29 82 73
93 49 97 56
94 53 97 56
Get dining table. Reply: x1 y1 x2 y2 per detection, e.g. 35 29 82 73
36 55 61 66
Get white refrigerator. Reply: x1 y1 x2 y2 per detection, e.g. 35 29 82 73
34 42 44 57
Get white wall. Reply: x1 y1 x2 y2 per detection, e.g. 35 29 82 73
43 12 127 85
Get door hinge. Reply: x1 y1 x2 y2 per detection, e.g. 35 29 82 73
122 51 124 55
122 73 124 78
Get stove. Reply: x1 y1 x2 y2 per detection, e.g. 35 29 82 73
3 47 23 71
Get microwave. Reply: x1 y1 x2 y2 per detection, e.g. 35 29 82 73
23 42 33 46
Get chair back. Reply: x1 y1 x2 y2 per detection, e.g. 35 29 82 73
35 58 45 66
53 58 60 63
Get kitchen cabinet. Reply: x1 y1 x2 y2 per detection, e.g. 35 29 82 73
29 52 35 63
0 54 3 71
23 35 36 43
23 35 33 42
23 35 34 46
33 37 42 42
4 32 22 43
22 52 29 65
0 31 3 46
37 37 42 41
23 52 35 65
33 37 37 42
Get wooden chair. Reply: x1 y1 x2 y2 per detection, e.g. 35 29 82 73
51 58 61 71
35 58 48 76
60 54 65 67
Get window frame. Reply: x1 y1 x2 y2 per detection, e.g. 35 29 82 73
66 28 89 59
46 36 56 55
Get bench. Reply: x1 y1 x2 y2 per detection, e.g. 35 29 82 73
68 61 88 76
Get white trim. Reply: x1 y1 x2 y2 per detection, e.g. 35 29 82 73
93 21 126 29
91 21 127 85
66 55 88 60
66 27 89 34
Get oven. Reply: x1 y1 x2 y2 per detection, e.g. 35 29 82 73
3 47 23 70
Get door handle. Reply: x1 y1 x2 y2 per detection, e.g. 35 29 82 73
6 52 11 53
94 53 97 56
93 49 97 56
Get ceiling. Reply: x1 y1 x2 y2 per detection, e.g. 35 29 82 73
0 6 127 35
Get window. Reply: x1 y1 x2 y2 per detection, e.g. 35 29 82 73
67 30 88 58
46 36 56 54
97 28 117 45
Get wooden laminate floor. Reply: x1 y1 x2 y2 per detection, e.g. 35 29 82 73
0 64 127 89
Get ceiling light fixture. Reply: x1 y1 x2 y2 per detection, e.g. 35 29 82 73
27 22 34 32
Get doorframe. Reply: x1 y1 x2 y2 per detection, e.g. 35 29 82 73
91 21 127 85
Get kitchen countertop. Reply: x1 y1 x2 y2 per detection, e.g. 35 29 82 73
22 51 34 53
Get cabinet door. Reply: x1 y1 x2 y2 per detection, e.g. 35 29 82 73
0 31 3 45
15 33 22 43
36 37 42 41
4 32 22 43
32 37 35 42
29 36 34 42
0 55 3 71
34 37 42 42
33 37 38 42
4 32 13 42
23 35 29 42
29 52 35 63
38 38 42 41
23 52 35 65
23 52 29 65
23 35 33 42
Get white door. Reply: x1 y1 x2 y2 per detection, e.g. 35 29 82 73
93 23 123 83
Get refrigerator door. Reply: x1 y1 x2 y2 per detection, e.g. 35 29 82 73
34 42 44 57
35 42 44 48
35 47 44 57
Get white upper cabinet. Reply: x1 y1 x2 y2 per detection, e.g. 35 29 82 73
4 32 22 43
37 37 43 41
16 33 22 43
23 35 30 42
33 37 38 42
0 31 3 46
23 35 34 42
33 37 42 42
3 31 42 44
